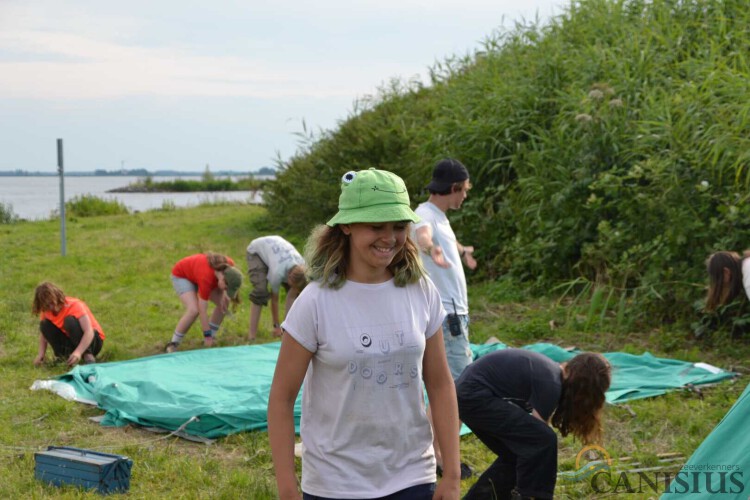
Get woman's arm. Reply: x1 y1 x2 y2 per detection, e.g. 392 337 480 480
423 327 461 499
68 314 95 366
268 334 313 500
284 288 300 315
198 298 210 332
34 333 48 366
270 292 282 337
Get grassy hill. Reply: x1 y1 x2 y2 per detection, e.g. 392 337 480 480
266 0 750 333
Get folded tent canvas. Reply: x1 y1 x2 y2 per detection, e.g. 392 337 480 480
31 342 735 439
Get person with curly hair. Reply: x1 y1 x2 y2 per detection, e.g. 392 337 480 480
32 281 105 366
456 349 611 500
166 252 243 352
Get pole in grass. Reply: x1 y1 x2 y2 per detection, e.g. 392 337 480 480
57 138 66 257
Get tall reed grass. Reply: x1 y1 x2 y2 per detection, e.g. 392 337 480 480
266 0 750 330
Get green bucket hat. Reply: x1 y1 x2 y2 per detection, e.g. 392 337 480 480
223 266 243 300
326 168 421 226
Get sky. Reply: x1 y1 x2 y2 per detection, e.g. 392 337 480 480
0 0 564 173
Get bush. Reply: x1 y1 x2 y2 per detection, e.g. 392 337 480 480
265 0 750 329
0 202 18 224
65 195 130 217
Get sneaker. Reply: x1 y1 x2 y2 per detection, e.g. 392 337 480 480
165 342 179 353
83 353 97 364
436 462 473 480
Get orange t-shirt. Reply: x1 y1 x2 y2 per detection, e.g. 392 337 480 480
172 254 235 300
40 297 106 340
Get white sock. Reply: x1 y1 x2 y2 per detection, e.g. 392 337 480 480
171 331 185 344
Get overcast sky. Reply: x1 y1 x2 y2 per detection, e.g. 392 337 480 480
0 0 564 173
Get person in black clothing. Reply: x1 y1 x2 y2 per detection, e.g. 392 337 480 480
456 349 611 500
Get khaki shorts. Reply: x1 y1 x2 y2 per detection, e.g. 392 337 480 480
246 252 271 305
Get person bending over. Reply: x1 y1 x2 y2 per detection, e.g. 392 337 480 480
166 252 242 353
456 349 611 500
246 235 307 341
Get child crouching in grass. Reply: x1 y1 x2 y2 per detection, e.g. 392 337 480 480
32 281 105 367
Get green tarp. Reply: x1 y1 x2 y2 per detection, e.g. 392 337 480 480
660 381 750 499
31 341 734 439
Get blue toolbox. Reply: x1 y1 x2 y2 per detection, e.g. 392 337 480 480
34 446 133 495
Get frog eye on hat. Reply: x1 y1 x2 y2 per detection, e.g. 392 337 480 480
342 171 356 183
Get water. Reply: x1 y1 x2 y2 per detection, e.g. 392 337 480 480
0 176 263 221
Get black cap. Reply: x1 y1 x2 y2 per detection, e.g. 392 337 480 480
426 158 469 191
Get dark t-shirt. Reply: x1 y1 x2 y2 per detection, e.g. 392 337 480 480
455 348 562 420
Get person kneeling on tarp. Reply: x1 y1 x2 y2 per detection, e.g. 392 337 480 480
456 349 611 500
32 281 105 367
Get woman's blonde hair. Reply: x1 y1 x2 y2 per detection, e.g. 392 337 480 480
304 224 425 289
32 281 66 316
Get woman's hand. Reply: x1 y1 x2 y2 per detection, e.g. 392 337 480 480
33 354 45 366
433 476 460 499
67 352 82 366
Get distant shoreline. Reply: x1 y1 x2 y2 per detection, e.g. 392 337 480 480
0 171 266 177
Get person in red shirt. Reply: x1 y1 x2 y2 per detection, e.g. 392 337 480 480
167 252 243 353
32 282 105 366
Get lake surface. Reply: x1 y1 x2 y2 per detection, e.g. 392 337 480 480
0 176 263 221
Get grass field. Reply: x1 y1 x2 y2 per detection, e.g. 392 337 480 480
0 204 747 498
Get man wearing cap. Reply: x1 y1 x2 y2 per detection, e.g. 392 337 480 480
413 158 477 478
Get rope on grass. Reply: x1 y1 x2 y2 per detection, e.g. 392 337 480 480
0 415 207 455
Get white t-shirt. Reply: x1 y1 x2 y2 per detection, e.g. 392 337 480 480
246 236 304 293
413 201 469 315
282 277 446 498
742 258 750 300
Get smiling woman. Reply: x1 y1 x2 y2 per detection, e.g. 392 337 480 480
340 221 410 283
267 168 462 499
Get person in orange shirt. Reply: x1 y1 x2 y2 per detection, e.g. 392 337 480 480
167 252 243 353
32 282 105 366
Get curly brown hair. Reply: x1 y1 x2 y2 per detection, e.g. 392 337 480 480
551 352 611 444
286 264 308 292
32 281 67 316
205 252 232 271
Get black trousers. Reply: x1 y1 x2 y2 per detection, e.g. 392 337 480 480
458 390 557 500
40 317 103 359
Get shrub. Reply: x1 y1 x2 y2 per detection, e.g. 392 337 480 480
65 195 130 217
0 202 18 224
